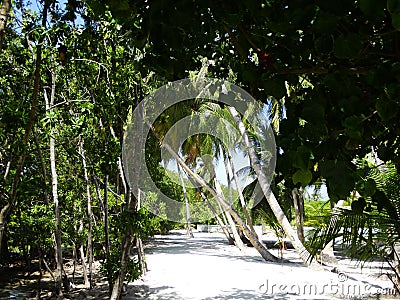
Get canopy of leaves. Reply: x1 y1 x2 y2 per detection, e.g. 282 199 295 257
96 0 400 202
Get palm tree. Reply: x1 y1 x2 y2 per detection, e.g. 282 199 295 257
176 162 194 237
228 106 313 265
199 98 313 265
309 161 400 292
161 139 279 261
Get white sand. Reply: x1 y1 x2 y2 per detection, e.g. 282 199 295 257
125 231 396 299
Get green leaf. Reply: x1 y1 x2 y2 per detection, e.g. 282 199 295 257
334 34 363 59
313 11 337 33
387 0 400 30
292 169 312 187
376 99 398 121
314 35 333 54
359 0 386 21
263 77 287 99
302 103 325 124
343 115 364 140
388 0 400 14
391 13 400 31
320 160 355 197
363 178 376 197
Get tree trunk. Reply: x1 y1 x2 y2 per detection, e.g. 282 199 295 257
110 191 136 300
225 147 257 237
214 179 245 250
203 196 235 244
187 176 235 244
146 119 278 261
292 188 305 243
36 243 43 300
79 244 89 287
0 0 11 51
160 141 279 262
0 0 49 256
33 129 49 204
104 175 110 265
228 106 312 265
79 142 93 288
93 174 113 290
134 189 147 274
44 71 64 297
177 163 193 238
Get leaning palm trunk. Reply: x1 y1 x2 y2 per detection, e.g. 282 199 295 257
214 179 245 250
160 141 279 262
145 119 278 261
225 147 257 237
186 176 235 244
177 163 193 238
228 106 312 265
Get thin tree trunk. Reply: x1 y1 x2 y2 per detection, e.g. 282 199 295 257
228 106 313 265
203 195 235 244
147 120 279 262
36 243 43 300
110 191 136 300
135 191 147 274
292 187 305 243
214 179 245 250
225 147 257 236
93 174 112 291
79 244 89 287
33 129 49 204
177 163 193 238
187 176 234 244
104 176 110 263
0 0 11 51
110 148 134 300
79 142 93 289
0 0 49 256
44 70 64 297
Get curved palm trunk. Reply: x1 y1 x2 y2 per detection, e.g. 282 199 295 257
177 163 193 238
228 106 313 265
186 176 235 244
161 142 279 262
214 179 245 250
225 147 257 237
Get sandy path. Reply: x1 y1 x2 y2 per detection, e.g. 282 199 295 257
125 231 395 300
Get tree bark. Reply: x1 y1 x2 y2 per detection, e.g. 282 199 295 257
225 147 257 237
33 129 49 204
44 70 64 297
186 176 235 244
0 0 11 51
78 212 89 288
0 0 49 256
177 163 193 238
292 188 305 243
228 106 313 265
214 179 245 250
110 192 136 300
79 142 93 288
160 141 279 262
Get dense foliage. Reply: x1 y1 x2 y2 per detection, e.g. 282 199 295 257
1 0 400 298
